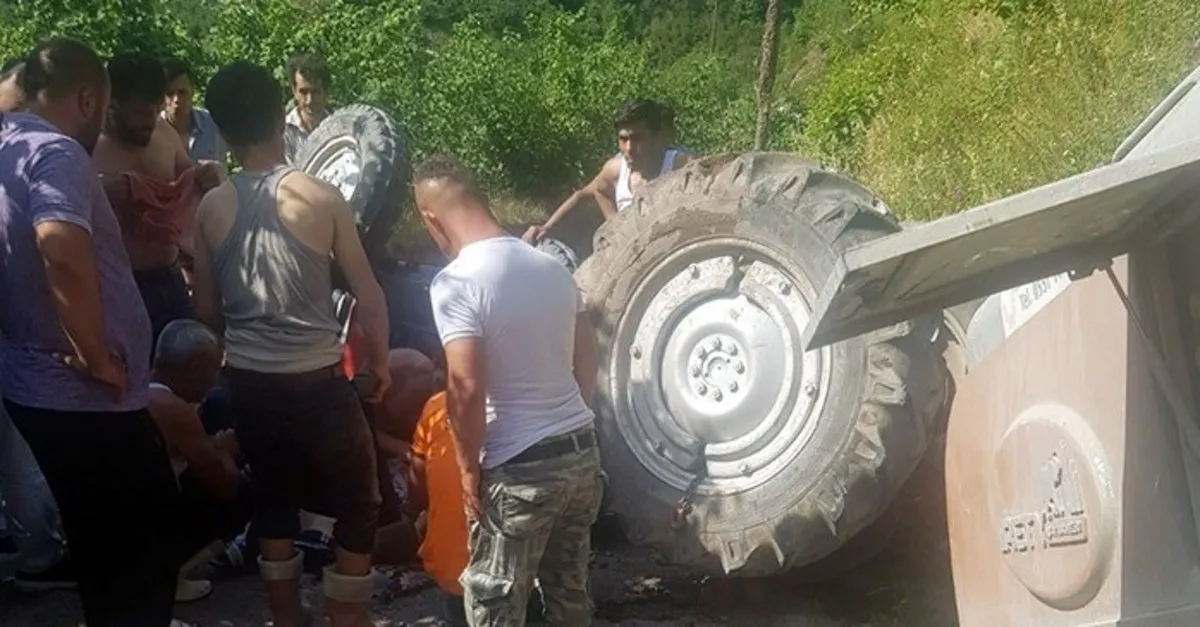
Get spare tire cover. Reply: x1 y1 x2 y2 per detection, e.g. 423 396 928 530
296 104 408 242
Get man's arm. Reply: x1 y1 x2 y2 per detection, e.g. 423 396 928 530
326 182 391 402
191 187 225 333
444 337 487 520
588 157 622 220
31 146 126 398
430 274 488 519
573 291 598 406
524 157 622 242
149 394 240 499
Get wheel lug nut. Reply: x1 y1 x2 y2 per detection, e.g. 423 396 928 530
734 361 746 374
709 337 721 350
689 365 701 377
712 390 723 402
631 345 642 359
804 383 817 396
728 344 738 356
778 281 791 295
696 383 708 395
729 382 738 393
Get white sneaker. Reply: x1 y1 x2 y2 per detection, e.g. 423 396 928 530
174 577 213 603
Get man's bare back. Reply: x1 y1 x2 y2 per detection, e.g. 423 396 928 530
195 169 341 261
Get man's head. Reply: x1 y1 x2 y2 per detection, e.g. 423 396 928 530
377 348 438 442
614 99 674 171
20 38 109 153
286 53 330 129
162 57 196 127
412 153 495 257
206 61 285 155
106 52 167 147
0 57 25 112
153 319 223 403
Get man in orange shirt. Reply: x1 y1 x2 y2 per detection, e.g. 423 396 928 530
407 388 470 626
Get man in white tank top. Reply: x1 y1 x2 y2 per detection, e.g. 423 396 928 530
523 99 692 244
415 154 604 626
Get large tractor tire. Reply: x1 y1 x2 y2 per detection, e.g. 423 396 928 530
575 153 948 576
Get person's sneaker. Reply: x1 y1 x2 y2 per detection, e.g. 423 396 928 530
175 577 213 603
14 557 76 592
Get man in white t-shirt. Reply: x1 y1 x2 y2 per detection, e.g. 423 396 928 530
414 153 604 627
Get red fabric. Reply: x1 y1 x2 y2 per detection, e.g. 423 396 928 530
116 168 201 249
342 311 369 379
111 169 200 249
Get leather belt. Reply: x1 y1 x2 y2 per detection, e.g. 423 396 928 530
506 429 597 466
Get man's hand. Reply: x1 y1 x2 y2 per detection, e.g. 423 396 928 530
357 365 392 405
60 351 128 404
521 224 546 244
461 465 484 522
195 161 226 192
212 428 240 459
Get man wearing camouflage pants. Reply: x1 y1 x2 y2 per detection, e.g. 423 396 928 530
413 153 604 626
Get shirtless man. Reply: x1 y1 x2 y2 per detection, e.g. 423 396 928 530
523 99 691 244
194 60 390 627
94 52 224 350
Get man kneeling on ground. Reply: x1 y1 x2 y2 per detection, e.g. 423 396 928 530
147 319 252 604
194 60 391 627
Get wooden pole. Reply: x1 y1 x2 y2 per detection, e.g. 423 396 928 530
754 0 782 151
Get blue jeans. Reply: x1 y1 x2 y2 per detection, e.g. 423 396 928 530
0 399 65 578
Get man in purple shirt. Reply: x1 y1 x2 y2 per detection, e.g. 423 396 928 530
0 38 182 627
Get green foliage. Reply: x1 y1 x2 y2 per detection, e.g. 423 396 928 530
785 0 1200 219
2 0 1198 226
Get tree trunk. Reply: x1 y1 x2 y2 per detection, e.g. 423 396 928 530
754 0 782 151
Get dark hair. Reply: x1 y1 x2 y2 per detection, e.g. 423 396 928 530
107 52 167 104
614 98 671 134
162 57 193 85
286 52 331 90
205 61 284 148
21 38 106 100
413 153 488 207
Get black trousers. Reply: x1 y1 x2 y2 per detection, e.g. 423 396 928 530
176 468 254 565
227 366 381 554
133 264 193 360
5 400 180 627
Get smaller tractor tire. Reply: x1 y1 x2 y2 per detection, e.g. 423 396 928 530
575 153 947 576
297 104 408 259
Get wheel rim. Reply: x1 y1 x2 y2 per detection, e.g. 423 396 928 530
612 237 833 496
307 137 362 203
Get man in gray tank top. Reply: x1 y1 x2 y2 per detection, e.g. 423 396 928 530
191 61 391 627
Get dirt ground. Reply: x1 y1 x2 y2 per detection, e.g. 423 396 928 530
0 442 958 627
